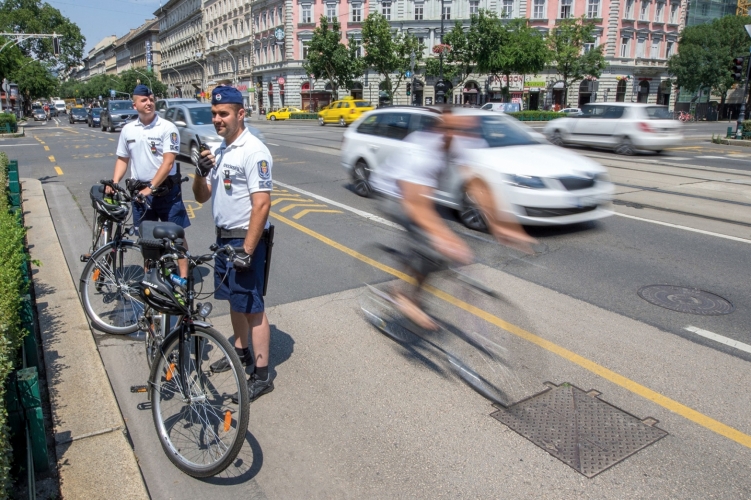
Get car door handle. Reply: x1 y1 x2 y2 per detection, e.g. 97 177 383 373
369 145 379 152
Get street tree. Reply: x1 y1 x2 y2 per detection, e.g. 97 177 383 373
361 13 422 102
117 69 167 97
82 74 120 101
546 16 605 105
304 15 363 96
0 0 85 70
11 58 57 99
424 20 479 98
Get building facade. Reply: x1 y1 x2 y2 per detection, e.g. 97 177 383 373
156 0 205 99
129 19 162 78
115 31 134 74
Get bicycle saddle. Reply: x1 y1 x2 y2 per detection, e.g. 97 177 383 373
140 221 185 241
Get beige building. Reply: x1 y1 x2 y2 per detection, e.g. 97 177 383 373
129 19 161 78
82 35 117 81
155 0 205 99
114 31 134 74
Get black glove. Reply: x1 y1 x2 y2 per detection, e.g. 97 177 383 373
195 153 214 178
232 252 252 270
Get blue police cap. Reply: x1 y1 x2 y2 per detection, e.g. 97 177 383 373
133 84 152 96
212 86 243 105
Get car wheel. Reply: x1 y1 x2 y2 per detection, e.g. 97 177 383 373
318 117 325 126
549 130 565 147
458 190 488 232
352 160 371 197
615 137 634 156
270 115 276 121
339 117 347 127
190 142 200 165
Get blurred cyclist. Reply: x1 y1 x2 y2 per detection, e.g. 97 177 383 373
371 108 534 330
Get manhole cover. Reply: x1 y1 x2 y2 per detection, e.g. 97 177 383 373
637 285 734 315
491 383 667 478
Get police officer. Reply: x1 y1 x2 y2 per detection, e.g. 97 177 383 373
109 84 191 277
193 85 274 402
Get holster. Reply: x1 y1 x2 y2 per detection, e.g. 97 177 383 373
262 225 275 296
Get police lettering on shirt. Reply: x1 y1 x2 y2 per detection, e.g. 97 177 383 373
116 115 181 181
208 128 273 230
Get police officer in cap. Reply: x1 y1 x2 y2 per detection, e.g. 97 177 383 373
193 85 274 402
109 84 191 278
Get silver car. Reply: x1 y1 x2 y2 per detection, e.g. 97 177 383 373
100 100 138 132
156 98 198 119
165 103 266 164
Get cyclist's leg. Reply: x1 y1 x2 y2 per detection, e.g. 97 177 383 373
154 186 192 277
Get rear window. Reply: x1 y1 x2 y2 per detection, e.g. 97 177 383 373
92 109 102 116
479 116 540 148
71 108 87 116
354 101 372 107
644 106 673 120
189 107 212 125
356 114 379 135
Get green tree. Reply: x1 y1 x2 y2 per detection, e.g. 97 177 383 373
59 78 83 99
82 74 121 100
303 15 363 95
424 20 478 97
0 36 24 83
546 16 605 104
361 13 422 102
117 69 167 98
11 58 57 99
0 0 85 70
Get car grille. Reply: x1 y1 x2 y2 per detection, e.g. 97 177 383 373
558 176 595 191
523 206 597 218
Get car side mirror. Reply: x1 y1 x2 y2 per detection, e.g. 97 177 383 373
174 120 187 128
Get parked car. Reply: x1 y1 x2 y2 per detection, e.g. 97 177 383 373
266 107 302 121
69 107 88 124
87 107 102 128
33 109 47 121
341 106 614 227
318 97 374 126
559 107 582 116
100 100 138 132
155 98 197 119
543 103 683 155
165 103 266 164
480 102 522 113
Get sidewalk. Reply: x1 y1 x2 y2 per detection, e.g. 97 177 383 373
22 178 148 499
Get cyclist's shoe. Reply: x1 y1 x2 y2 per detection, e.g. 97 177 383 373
210 350 252 373
230 373 274 404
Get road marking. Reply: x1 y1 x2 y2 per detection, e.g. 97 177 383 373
613 212 751 244
54 166 63 175
183 200 203 220
267 142 280 146
271 197 311 206
279 203 327 213
685 326 751 355
292 208 342 219
48 155 55 163
274 180 402 230
43 145 50 151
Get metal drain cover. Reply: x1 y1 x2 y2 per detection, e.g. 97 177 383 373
491 383 667 477
638 285 734 315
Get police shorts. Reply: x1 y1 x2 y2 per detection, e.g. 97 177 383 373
132 185 191 229
214 236 267 314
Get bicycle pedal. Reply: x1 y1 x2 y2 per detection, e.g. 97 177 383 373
130 385 148 393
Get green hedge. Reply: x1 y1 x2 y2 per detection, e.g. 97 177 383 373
289 113 319 120
0 151 28 495
507 111 565 121
0 115 16 133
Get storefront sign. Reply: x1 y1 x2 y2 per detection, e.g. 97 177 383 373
526 81 546 88
278 77 285 85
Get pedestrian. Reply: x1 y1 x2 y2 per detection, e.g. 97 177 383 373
193 85 275 402
107 84 191 278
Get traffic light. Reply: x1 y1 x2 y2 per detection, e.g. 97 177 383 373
732 57 745 82
53 36 60 56
406 83 411 96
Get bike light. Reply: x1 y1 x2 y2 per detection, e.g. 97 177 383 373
198 302 213 318
637 122 654 133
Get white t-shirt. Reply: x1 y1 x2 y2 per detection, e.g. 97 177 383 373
208 127 273 229
371 131 446 198
116 114 180 181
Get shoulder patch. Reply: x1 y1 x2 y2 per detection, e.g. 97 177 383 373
170 132 178 146
257 159 271 180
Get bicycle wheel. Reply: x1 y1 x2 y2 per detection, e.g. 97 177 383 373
79 240 145 334
149 325 250 477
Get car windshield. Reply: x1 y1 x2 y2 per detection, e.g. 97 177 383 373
189 107 212 125
644 106 673 120
72 109 87 116
92 108 102 116
477 116 540 148
109 101 133 111
354 101 372 107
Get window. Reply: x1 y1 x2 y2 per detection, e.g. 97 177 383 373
351 39 363 57
270 9 274 25
382 2 391 20
352 4 362 22
378 112 412 140
620 37 629 57
302 40 310 59
636 38 645 58
415 4 424 19
470 0 480 16
586 0 600 18
616 80 627 102
655 1 663 21
501 0 513 17
357 114 380 135
669 2 678 22
640 0 649 20
326 3 336 19
533 0 545 18
416 115 441 132
302 4 312 23
560 0 572 18
262 12 266 29
601 106 625 119
651 38 660 58
666 40 673 57
442 4 451 19
700 3 708 15
583 42 594 53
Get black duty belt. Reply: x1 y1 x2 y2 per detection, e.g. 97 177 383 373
216 227 271 239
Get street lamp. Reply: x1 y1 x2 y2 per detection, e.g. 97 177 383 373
206 36 237 85
133 68 153 92
437 0 446 104
736 24 751 138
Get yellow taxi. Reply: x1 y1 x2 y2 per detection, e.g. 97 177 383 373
318 97 374 126
266 107 302 121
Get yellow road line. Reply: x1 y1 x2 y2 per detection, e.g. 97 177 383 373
48 155 55 163
43 145 49 151
293 209 343 219
269 210 751 450
279 203 327 213
271 197 309 206
54 166 63 175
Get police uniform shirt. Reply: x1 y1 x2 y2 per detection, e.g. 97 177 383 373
209 127 273 230
116 115 180 181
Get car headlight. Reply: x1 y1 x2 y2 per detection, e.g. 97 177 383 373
506 175 546 189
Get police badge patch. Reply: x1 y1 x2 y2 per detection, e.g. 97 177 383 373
257 160 270 180
170 132 178 146
150 141 157 155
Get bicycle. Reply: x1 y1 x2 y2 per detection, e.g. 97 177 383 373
677 110 696 123
135 223 250 477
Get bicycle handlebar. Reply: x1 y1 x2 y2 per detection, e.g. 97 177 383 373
100 179 133 202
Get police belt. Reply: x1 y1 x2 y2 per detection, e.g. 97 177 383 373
216 225 276 297
215 226 270 239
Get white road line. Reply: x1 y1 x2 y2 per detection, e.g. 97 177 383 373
273 180 403 230
684 326 751 355
267 142 280 146
613 212 751 244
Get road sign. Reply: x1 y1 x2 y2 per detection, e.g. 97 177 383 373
1 79 8 92
405 71 412 78
110 89 115 98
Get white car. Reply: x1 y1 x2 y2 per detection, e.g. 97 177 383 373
559 107 582 116
480 102 521 113
543 103 683 155
341 107 614 227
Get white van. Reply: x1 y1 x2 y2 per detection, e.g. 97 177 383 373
53 100 66 115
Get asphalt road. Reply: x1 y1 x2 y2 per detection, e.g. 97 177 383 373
7 116 751 498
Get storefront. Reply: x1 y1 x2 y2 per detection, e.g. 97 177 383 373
300 81 332 111
525 80 545 111
236 81 255 109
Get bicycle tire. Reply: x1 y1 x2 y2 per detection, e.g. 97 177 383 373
79 240 145 334
149 325 250 477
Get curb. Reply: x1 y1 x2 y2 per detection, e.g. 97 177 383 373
21 178 149 499
718 138 751 147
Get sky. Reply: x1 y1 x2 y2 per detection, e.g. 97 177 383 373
48 0 163 54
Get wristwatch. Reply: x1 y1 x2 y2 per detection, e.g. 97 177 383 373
148 183 157 191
